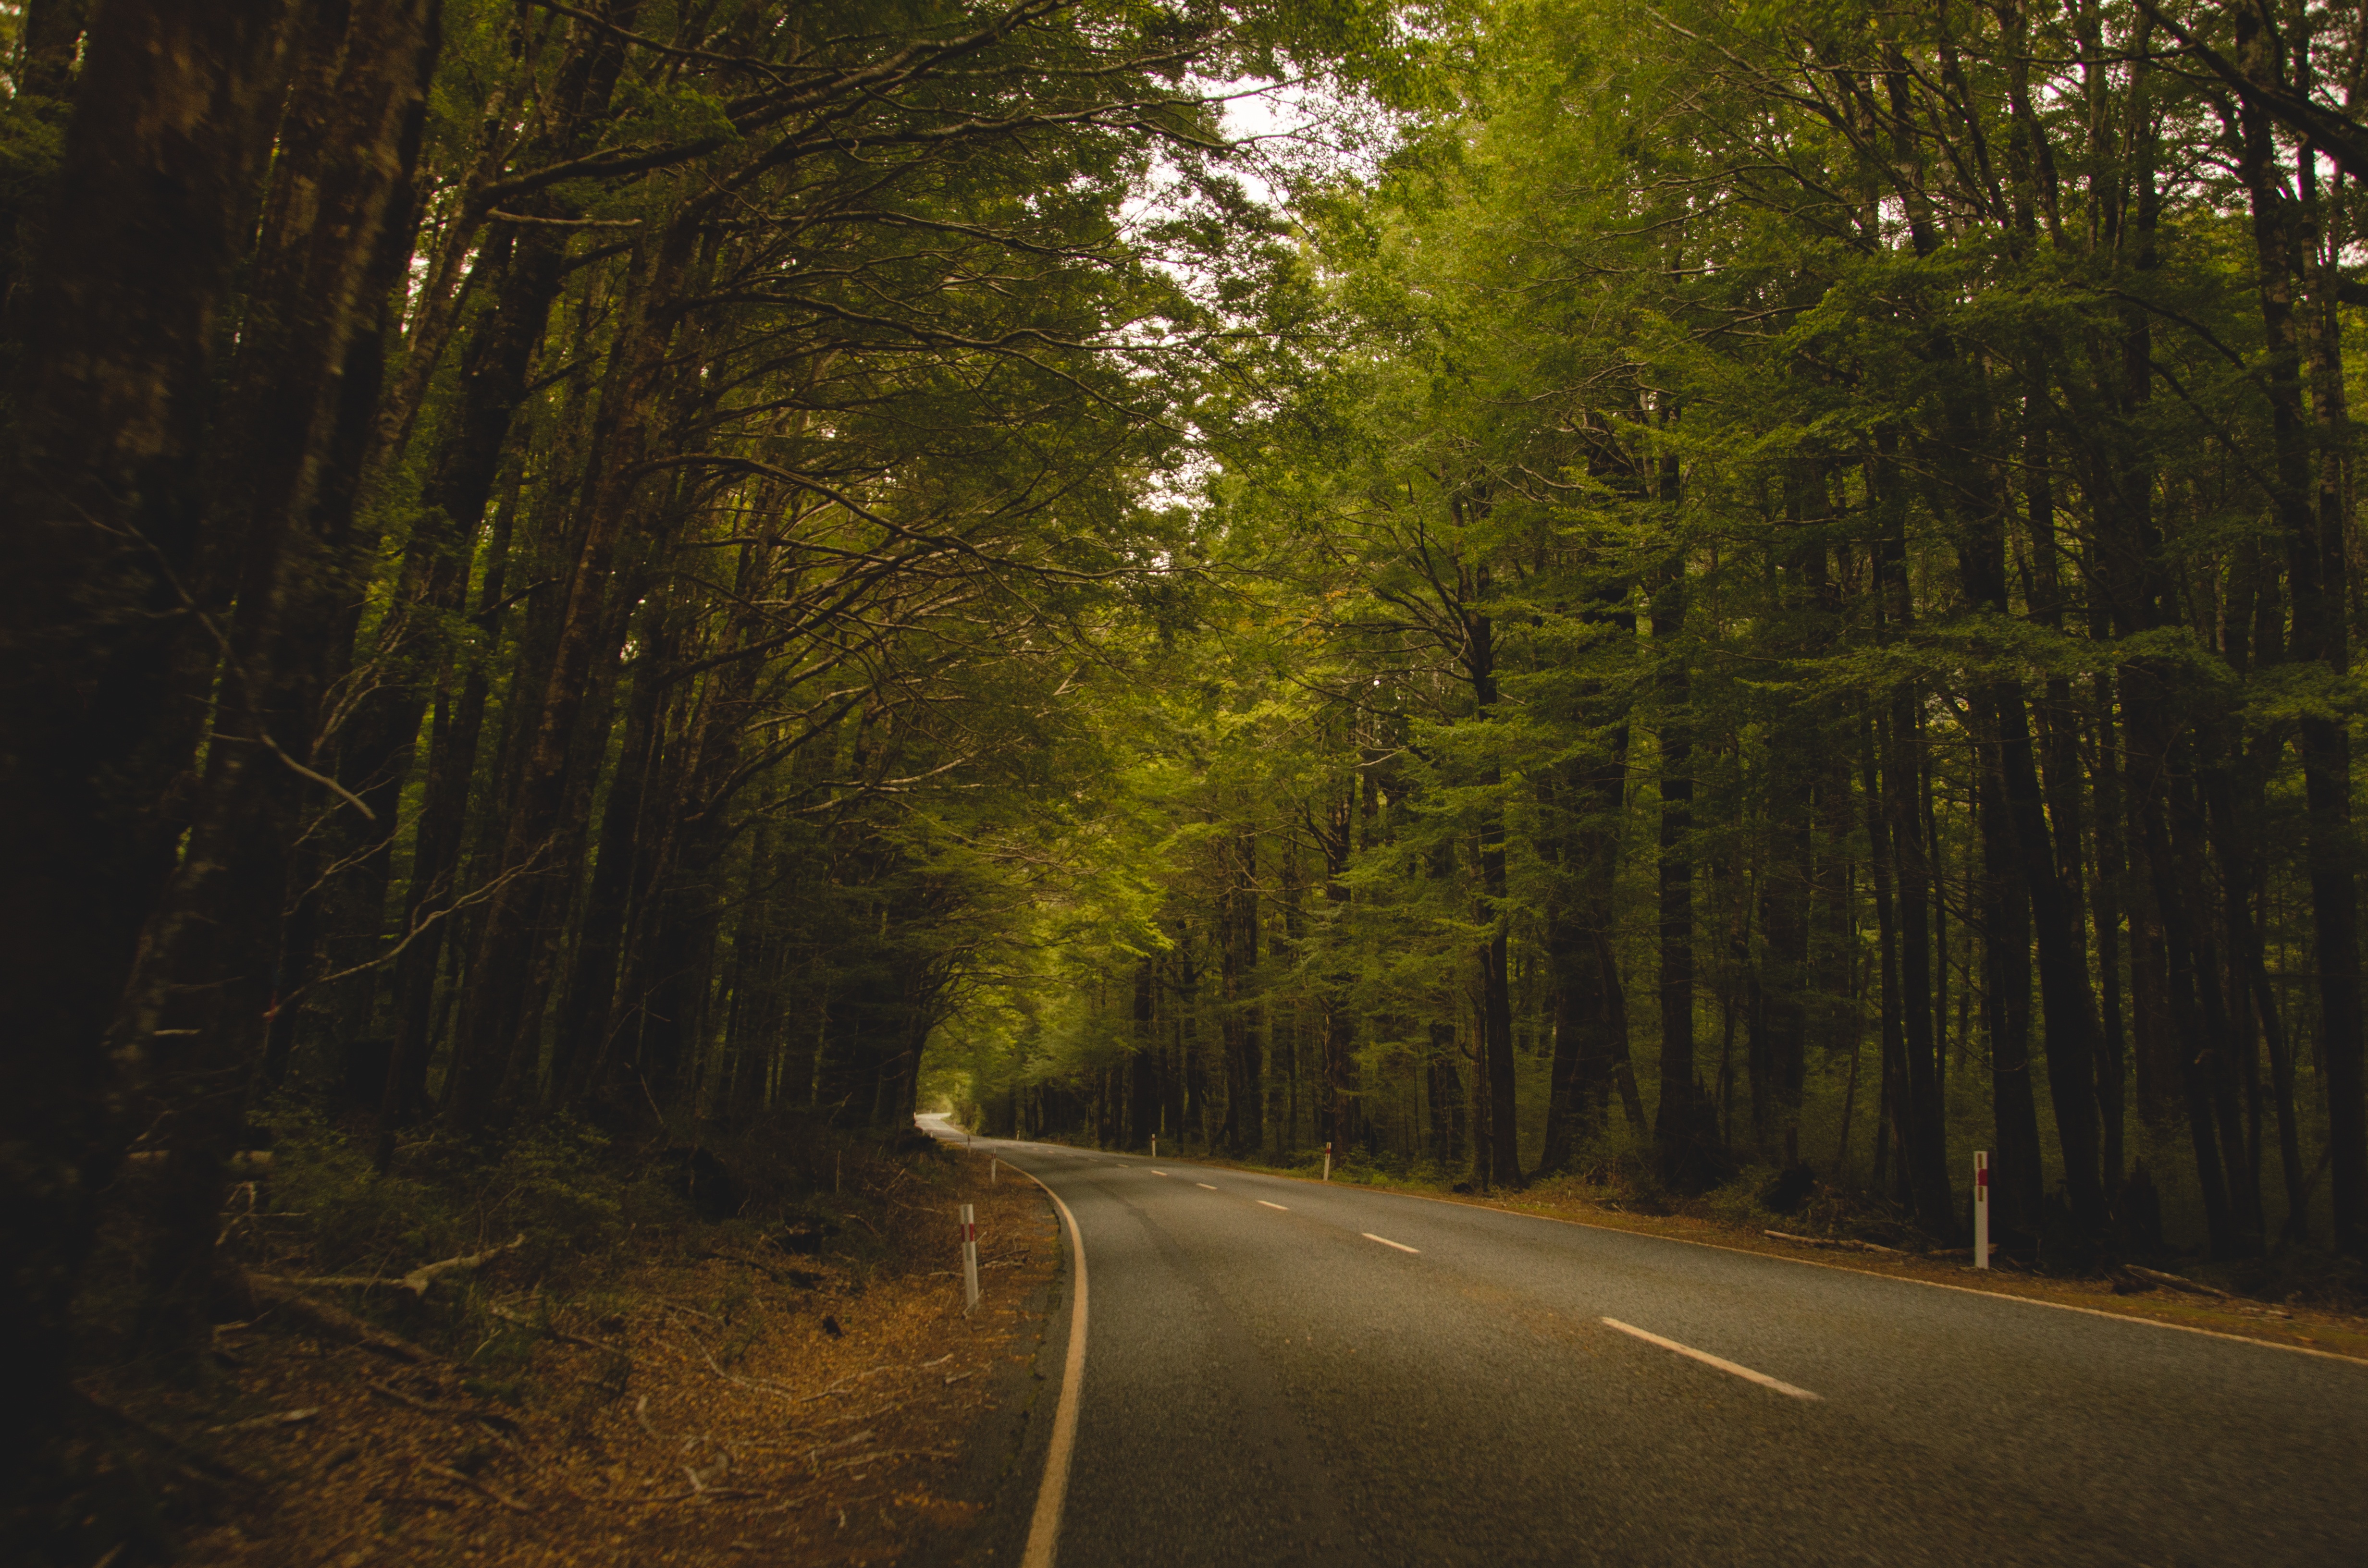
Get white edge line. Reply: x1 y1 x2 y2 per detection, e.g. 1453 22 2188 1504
1011 1166 1086 1568
1363 1232 1419 1254
1602 1317 1822 1400
1257 1200 1288 1211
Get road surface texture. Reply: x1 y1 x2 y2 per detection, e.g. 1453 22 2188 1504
919 1121 2368 1567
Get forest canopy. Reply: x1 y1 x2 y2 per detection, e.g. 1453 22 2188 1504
945 0 2368 1283
4 0 2368 1485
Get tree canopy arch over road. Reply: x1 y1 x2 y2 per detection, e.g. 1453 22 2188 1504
4 0 2367 1511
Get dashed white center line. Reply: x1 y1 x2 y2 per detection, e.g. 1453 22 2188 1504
1151 1170 1169 1176
1600 1318 1822 1401
1257 1200 1288 1211
1196 1183 1219 1190
1363 1233 1419 1254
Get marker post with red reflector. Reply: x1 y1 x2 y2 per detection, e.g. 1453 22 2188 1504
961 1203 981 1311
1973 1151 1989 1269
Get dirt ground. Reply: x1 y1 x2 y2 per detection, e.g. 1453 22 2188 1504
86 1148 1058 1568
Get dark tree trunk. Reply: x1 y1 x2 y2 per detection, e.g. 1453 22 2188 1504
1179 944 1205 1145
2088 670 2130 1193
1216 832 1261 1154
0 0 297 1469
1886 692 1952 1231
285 226 573 1090
2232 14 2366 1256
554 600 675 1101
1652 562 1698 1186
1973 708 2045 1243
1861 713 1906 1204
377 471 524 1161
109 0 441 1356
1428 1021 1467 1167
1129 957 1161 1149
443 225 693 1128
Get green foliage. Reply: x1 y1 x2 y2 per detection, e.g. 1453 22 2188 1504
941 0 2368 1267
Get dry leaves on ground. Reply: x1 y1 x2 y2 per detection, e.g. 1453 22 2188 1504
91 1152 1056 1568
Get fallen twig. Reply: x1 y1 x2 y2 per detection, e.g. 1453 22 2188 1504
797 1363 893 1402
208 1408 320 1434
421 1461 533 1514
405 1234 526 1297
2120 1264 2235 1299
806 1428 876 1471
246 1275 433 1363
830 1446 957 1468
279 1234 525 1299
486 1299 608 1350
692 1248 785 1283
77 1394 264 1490
635 1484 760 1505
368 1380 522 1433
653 1298 724 1323
1764 1229 1905 1255
685 1335 802 1403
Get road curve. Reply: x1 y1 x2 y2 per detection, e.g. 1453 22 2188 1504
921 1119 2368 1566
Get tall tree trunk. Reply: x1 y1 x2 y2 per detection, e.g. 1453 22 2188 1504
1974 707 2045 1244
443 222 693 1128
1315 780 1361 1156
378 469 521 1161
1951 401 2109 1236
0 0 297 1471
111 0 441 1355
281 225 572 1091
1652 560 1698 1186
2235 12 2366 1256
554 599 676 1100
1870 417 1948 1228
1129 957 1161 1149
2088 668 2130 1193
1862 713 1906 1204
1887 692 1952 1231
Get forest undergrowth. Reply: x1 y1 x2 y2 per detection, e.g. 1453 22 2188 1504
47 1119 1054 1568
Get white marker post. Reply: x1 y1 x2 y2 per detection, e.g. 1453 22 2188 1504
991 1157 998 1185
1151 1134 1157 1159
1973 1150 1990 1269
961 1203 981 1311
1323 1141 1333 1182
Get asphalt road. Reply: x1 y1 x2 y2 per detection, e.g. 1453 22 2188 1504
920 1120 2368 1567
